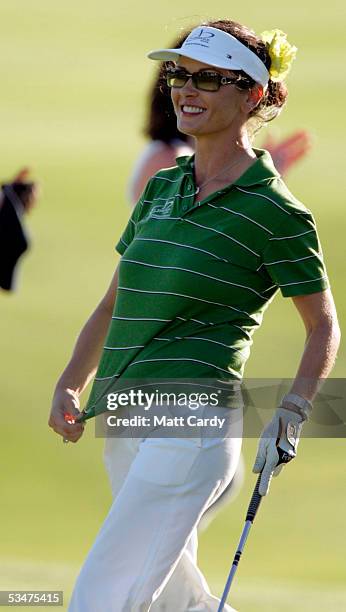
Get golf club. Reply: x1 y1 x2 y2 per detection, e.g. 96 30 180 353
217 472 262 612
217 440 294 611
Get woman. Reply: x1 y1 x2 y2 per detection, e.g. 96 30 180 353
127 31 311 528
49 19 340 612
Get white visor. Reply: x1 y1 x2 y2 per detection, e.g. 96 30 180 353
148 26 269 87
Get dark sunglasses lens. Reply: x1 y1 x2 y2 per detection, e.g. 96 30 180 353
194 74 220 91
166 72 188 88
166 70 222 91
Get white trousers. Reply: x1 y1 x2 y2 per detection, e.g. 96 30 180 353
68 405 242 611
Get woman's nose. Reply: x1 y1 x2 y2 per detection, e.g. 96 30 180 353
180 77 199 94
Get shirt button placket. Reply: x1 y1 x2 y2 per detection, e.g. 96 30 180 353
181 182 193 213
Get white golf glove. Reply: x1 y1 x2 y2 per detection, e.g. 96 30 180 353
253 406 306 496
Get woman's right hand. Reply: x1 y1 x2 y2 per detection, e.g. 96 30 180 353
48 387 85 443
47 266 119 444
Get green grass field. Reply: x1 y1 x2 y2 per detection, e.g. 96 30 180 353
0 1 345 610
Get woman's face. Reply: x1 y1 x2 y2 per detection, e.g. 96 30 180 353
170 56 250 139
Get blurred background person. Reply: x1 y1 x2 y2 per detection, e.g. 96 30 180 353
0 167 38 292
128 31 311 206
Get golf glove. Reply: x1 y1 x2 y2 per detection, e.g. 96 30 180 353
253 406 306 496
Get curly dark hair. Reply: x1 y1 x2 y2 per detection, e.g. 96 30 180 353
144 20 288 141
144 31 190 143
204 19 288 128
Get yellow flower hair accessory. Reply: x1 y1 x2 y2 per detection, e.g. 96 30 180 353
261 29 297 82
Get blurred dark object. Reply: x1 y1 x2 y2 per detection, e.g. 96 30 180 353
0 168 38 292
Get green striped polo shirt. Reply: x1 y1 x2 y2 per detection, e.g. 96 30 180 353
84 149 329 418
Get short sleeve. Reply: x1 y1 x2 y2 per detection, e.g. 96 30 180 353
115 195 145 256
262 211 329 297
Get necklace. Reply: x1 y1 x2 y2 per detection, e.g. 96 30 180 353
195 156 245 195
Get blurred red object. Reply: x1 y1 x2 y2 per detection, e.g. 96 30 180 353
263 130 312 176
64 413 76 425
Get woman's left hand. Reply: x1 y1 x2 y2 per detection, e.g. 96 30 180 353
252 406 305 496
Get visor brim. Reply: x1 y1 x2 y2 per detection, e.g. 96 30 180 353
147 48 244 72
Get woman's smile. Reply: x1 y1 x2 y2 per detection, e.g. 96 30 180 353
181 104 206 115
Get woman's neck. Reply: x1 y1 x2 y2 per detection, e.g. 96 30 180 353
193 129 255 185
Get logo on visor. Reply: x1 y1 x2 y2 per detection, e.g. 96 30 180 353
187 29 215 45
226 54 233 60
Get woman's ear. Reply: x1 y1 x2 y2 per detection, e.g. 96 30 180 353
242 85 264 114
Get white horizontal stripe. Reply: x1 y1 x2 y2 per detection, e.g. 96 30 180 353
112 316 172 322
130 218 136 226
121 258 266 299
175 316 250 340
156 215 186 222
128 357 237 376
183 336 243 350
207 203 274 235
151 172 193 183
153 336 241 351
182 218 260 257
118 286 251 318
135 237 230 263
269 229 314 241
120 238 129 247
94 374 120 381
111 381 229 394
279 274 328 288
104 345 145 350
152 175 181 183
234 187 291 215
176 316 214 326
257 254 316 270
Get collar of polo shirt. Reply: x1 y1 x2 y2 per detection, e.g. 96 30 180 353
176 149 280 188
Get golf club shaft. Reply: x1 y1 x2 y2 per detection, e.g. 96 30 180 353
217 473 262 611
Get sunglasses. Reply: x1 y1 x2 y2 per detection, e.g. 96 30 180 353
166 67 249 92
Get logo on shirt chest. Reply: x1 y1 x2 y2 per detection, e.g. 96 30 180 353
149 199 175 219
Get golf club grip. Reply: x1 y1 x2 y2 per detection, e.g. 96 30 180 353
246 473 262 522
